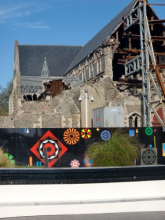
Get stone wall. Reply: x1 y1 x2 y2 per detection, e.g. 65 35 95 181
0 116 14 128
13 113 61 128
3 75 145 128
3 85 81 128
79 77 143 128
67 46 113 82
52 87 81 128
9 41 21 116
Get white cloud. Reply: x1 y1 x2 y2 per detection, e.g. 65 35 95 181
0 3 33 21
14 22 49 29
0 1 49 28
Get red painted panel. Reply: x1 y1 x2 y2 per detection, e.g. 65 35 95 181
153 108 164 127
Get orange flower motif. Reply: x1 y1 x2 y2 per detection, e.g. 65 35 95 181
63 128 80 145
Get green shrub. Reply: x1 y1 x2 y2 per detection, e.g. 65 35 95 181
0 148 15 168
85 129 141 167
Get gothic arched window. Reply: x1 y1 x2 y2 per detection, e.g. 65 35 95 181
128 114 141 127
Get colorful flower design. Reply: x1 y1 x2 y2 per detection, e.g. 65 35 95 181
100 130 111 141
81 128 92 139
70 159 80 168
145 127 153 136
63 128 80 145
84 155 93 167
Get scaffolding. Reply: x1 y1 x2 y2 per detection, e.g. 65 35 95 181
124 0 165 127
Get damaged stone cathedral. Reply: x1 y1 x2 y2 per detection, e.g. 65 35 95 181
0 0 165 128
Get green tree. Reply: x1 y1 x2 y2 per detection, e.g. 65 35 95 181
0 82 12 116
85 129 141 167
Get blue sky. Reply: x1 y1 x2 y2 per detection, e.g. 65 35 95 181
0 0 165 88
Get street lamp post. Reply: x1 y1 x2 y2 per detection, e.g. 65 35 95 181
79 89 94 128
85 89 88 128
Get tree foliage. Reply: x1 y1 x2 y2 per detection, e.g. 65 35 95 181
85 129 141 167
0 82 12 116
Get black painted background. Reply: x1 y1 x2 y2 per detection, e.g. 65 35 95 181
0 127 165 167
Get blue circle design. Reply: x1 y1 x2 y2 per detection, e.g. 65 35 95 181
100 130 111 141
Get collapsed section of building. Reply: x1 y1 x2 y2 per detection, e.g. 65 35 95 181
0 0 164 128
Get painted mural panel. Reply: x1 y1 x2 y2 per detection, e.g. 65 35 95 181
0 127 165 168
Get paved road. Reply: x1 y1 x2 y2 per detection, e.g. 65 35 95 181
1 212 165 220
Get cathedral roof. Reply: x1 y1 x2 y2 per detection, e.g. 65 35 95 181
66 0 137 73
18 45 83 77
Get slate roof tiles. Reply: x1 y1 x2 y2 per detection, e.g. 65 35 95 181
65 0 137 73
19 45 83 77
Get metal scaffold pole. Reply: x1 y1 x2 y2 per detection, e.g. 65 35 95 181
124 0 165 127
139 0 148 126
